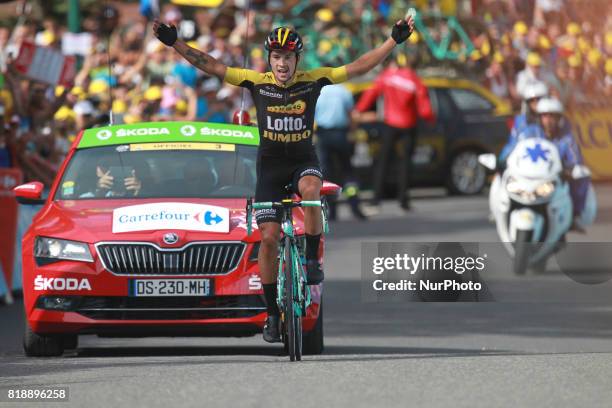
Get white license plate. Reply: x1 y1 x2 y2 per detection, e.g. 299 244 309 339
129 279 212 297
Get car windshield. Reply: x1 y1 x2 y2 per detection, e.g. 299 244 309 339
55 142 257 200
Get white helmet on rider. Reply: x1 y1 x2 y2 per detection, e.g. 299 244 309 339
523 81 548 101
536 97 564 115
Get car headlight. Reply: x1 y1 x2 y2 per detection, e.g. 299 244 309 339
35 237 94 265
535 181 555 198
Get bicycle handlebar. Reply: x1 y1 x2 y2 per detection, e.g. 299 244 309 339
246 199 323 236
252 200 322 209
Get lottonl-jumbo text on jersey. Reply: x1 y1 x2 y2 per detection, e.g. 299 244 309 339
224 66 348 157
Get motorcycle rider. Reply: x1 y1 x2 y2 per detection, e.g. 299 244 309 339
498 81 548 164
533 98 594 230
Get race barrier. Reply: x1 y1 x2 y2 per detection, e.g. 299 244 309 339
0 168 22 302
569 107 612 181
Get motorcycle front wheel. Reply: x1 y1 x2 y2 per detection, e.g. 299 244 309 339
513 230 533 275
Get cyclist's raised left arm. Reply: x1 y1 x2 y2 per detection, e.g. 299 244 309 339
345 38 396 80
345 15 415 80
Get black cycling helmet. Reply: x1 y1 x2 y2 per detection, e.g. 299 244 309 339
264 27 303 54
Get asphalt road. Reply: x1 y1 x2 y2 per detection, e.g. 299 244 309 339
1 185 612 408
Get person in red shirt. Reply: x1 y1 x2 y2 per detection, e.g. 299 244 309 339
355 55 434 209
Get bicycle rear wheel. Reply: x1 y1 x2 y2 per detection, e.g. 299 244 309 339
284 236 302 361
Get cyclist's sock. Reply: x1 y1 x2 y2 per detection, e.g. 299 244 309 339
305 233 321 261
263 283 279 316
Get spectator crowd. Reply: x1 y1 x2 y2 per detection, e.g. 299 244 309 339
0 0 610 188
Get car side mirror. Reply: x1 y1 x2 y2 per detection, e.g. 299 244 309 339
13 182 46 205
571 165 591 180
478 153 497 171
320 181 341 197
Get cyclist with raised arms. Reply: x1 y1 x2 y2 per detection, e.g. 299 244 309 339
153 15 415 343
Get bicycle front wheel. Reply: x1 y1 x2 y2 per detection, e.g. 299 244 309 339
284 236 302 361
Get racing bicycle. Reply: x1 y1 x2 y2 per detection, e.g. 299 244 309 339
246 193 328 361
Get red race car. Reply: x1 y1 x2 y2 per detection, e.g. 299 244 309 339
14 121 337 357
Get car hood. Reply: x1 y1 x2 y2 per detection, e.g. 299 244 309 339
31 198 273 245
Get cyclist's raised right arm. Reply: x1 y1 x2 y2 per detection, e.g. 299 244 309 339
153 20 227 80
172 40 227 80
174 40 262 88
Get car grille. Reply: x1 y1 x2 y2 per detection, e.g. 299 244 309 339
72 295 266 320
96 242 245 276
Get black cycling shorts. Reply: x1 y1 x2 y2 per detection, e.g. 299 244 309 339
254 154 323 224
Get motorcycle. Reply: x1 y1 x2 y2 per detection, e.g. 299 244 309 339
479 137 595 275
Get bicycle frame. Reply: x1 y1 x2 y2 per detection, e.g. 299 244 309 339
277 201 311 319
247 199 323 311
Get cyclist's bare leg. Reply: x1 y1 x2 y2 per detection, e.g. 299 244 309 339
298 175 322 235
259 221 282 342
258 222 281 284
299 175 325 283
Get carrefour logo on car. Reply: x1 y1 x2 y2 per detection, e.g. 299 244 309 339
112 202 230 233
193 210 224 225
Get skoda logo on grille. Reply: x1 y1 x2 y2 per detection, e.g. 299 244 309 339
163 233 179 245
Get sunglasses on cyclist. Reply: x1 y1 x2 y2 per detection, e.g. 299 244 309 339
268 41 297 51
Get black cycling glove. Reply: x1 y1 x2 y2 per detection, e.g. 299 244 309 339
155 23 178 47
391 20 413 44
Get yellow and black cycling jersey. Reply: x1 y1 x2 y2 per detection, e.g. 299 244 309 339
224 66 348 157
